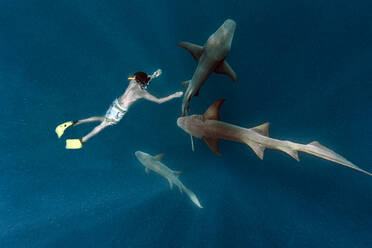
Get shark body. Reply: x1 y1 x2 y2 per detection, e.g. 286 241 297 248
177 100 372 177
135 151 203 208
179 19 237 116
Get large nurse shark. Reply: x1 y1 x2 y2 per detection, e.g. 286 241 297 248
177 99 372 177
179 19 237 116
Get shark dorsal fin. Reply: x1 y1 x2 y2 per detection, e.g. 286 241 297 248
214 61 237 82
203 99 225 121
181 80 190 90
154 153 165 161
178 42 204 61
173 171 182 177
204 137 221 156
252 122 270 137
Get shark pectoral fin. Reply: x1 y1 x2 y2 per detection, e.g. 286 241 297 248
167 178 173 190
173 171 182 177
204 137 221 156
279 147 299 161
214 61 237 82
154 153 165 161
251 122 270 136
178 41 204 61
245 141 265 160
181 80 190 90
203 99 226 121
145 168 150 174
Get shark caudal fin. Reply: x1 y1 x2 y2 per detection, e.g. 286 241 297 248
305 141 372 176
178 42 204 61
182 186 203 208
202 99 226 155
214 61 237 82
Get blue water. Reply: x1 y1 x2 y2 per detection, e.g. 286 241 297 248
1 0 372 247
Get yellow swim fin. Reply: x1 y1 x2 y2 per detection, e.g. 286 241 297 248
55 120 77 138
66 138 84 149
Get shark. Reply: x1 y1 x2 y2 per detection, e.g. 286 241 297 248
135 151 203 208
179 19 237 116
177 99 372 177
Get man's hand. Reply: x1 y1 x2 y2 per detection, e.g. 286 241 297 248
173 91 183 98
152 69 162 78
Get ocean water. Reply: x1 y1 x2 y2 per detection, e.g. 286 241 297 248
1 0 372 247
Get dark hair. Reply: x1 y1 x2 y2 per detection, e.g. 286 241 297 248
134 72 150 85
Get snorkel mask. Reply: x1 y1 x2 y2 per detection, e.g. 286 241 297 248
141 81 150 90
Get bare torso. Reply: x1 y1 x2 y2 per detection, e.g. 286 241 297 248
117 80 146 110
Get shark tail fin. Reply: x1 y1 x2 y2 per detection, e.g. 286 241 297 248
178 42 204 61
214 61 237 82
306 141 372 176
203 99 226 121
182 186 203 208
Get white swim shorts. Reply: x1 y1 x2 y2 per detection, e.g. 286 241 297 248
105 99 127 125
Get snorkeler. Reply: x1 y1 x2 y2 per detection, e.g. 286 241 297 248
55 69 183 149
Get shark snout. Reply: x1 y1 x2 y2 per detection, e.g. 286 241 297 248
220 19 236 37
177 117 185 129
135 151 144 159
222 19 236 31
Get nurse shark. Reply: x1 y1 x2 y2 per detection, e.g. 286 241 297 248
179 19 237 116
135 151 203 208
177 99 372 177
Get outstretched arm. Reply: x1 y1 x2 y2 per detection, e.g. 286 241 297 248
142 91 183 104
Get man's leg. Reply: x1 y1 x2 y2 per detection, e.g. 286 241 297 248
75 116 105 126
66 121 110 149
55 116 104 138
81 121 109 143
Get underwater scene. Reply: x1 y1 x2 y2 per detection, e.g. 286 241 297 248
1 0 372 247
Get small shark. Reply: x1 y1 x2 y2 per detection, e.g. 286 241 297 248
135 151 203 208
177 99 372 177
179 19 237 116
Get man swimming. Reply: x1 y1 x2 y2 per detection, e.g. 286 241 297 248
55 69 183 149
